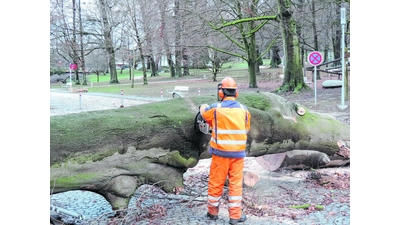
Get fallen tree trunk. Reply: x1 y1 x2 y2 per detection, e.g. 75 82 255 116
50 92 349 209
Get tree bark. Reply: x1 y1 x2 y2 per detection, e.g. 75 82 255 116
247 29 258 88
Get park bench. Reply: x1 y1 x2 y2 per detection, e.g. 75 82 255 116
61 82 73 89
167 86 189 98
305 58 348 80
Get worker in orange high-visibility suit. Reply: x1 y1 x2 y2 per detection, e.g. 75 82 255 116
200 77 251 225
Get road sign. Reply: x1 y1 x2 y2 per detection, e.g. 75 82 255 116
307 51 323 106
308 51 323 66
70 63 77 70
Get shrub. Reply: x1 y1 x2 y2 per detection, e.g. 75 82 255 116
51 68 66 76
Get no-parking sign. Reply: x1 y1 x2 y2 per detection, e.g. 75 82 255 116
307 51 323 106
308 51 323 66
70 63 78 70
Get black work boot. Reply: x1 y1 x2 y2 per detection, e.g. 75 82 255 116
206 212 218 220
229 213 247 224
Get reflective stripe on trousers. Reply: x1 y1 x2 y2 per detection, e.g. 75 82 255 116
207 154 244 220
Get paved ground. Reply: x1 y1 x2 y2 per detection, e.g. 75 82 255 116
50 89 350 225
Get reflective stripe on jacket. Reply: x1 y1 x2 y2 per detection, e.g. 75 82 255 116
201 98 251 158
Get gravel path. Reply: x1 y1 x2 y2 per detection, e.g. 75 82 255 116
51 160 350 225
50 89 163 116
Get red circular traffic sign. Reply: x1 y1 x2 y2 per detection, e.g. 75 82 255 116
70 63 78 70
308 51 323 66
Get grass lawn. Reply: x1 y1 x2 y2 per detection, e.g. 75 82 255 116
50 59 284 98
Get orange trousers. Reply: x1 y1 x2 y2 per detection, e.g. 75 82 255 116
207 154 244 220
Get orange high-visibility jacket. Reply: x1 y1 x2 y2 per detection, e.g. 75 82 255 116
201 98 251 158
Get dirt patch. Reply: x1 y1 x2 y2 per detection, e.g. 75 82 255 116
183 157 349 221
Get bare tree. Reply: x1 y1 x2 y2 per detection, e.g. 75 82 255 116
85 48 109 81
123 0 149 85
204 0 277 87
174 0 182 77
158 0 175 78
71 0 81 84
78 0 88 85
50 0 80 81
51 0 350 92
270 45 282 68
276 0 307 92
97 0 119 84
138 1 159 77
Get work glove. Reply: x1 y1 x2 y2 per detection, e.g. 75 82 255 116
199 104 209 113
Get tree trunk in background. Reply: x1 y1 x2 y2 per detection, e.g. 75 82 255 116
182 47 190 76
296 0 305 78
311 0 319 52
332 1 341 66
130 6 147 85
167 53 175 78
158 2 175 78
270 46 281 68
246 1 258 88
141 54 148 84
72 0 81 85
256 46 261 74
98 0 118 84
277 0 307 92
78 0 87 85
174 0 182 77
247 32 258 88
211 50 220 82
146 56 150 69
149 55 157 76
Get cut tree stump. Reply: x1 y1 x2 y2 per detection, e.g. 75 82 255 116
255 152 287 172
337 140 350 158
243 171 260 187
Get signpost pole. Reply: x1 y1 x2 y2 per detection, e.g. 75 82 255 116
79 91 82 109
120 89 124 107
314 66 317 106
69 63 78 83
69 63 72 84
308 51 323 107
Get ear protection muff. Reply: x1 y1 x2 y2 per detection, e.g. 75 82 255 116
218 90 225 99
219 88 238 100
218 83 224 101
